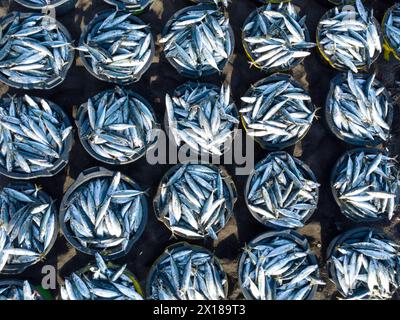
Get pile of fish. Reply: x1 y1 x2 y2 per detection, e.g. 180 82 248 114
161 7 233 76
240 74 315 148
103 0 151 12
328 228 400 300
326 72 392 145
246 152 319 229
0 184 56 272
0 281 41 300
239 232 322 300
79 10 153 83
78 87 158 164
165 83 238 156
61 253 143 300
332 150 399 221
62 172 146 256
155 164 234 239
243 3 315 71
384 3 400 56
0 12 72 89
15 0 64 8
148 246 227 300
0 95 72 176
317 0 382 72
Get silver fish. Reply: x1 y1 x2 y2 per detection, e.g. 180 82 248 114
0 12 73 89
161 7 233 76
78 10 153 83
332 150 399 222
246 151 319 229
102 0 151 12
0 94 72 176
383 3 400 56
63 171 146 257
239 232 322 300
148 245 227 300
317 0 382 72
240 74 315 148
166 82 238 156
78 86 158 164
0 183 56 272
243 3 315 71
61 252 143 300
326 71 392 145
15 0 66 8
328 228 400 300
154 163 235 240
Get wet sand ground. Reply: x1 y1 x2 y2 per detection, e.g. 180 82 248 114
0 0 399 300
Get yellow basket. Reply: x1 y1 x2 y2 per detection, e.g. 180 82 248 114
316 6 382 71
382 4 400 62
241 3 310 73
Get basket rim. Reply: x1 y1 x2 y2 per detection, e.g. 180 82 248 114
244 151 319 229
0 96 73 180
78 9 155 84
0 12 74 90
76 87 159 165
153 161 237 240
59 166 148 260
240 73 316 150
161 3 235 79
237 230 319 300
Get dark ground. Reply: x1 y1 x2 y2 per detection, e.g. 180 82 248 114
0 0 399 300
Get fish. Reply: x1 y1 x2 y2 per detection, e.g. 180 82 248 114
101 0 148 12
0 12 73 89
0 183 56 272
165 82 239 156
14 0 66 8
161 7 233 76
384 3 400 56
63 171 146 257
0 94 72 176
332 150 399 221
60 253 143 300
155 163 235 240
78 86 158 164
0 280 41 300
240 74 315 148
327 71 392 145
246 151 319 229
328 228 400 300
240 232 322 300
243 2 315 71
148 246 227 300
77 10 153 83
317 0 382 72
